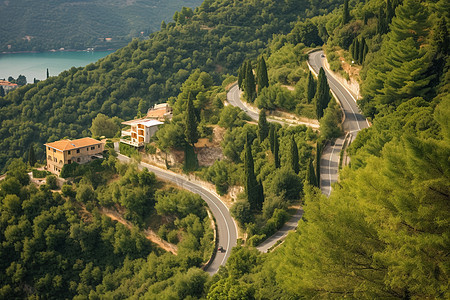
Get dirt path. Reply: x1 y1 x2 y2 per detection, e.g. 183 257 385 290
99 207 178 255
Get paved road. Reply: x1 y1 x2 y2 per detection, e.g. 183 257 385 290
308 50 369 196
116 154 237 275
227 84 319 128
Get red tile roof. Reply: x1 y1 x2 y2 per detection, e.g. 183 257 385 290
44 137 102 151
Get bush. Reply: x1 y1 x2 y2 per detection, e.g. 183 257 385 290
46 175 58 190
231 200 253 226
61 184 76 198
60 162 79 178
32 169 50 178
167 230 179 244
145 144 157 154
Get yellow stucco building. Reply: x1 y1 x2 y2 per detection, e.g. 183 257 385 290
44 137 104 175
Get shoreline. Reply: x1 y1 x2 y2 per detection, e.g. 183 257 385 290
1 48 118 55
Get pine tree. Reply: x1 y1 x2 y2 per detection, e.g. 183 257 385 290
256 56 269 92
306 71 316 103
364 0 433 111
289 135 300 174
244 133 259 210
342 0 350 25
269 124 275 153
46 68 49 79
0 86 5 97
185 93 199 147
28 144 37 167
258 109 269 143
244 62 256 102
274 129 280 169
314 68 330 119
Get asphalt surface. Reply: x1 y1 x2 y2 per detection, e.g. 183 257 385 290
227 84 319 128
308 50 369 196
116 153 237 275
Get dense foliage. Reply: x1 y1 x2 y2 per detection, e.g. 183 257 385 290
0 0 344 172
0 154 214 298
204 0 450 299
0 0 202 52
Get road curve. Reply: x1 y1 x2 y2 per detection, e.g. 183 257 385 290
308 50 369 196
227 84 319 128
116 154 237 275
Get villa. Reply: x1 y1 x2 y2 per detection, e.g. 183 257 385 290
120 118 163 148
44 137 104 175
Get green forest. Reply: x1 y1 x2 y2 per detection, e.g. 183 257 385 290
0 0 203 52
0 0 449 298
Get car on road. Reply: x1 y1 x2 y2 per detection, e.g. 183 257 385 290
218 246 225 253
321 54 325 58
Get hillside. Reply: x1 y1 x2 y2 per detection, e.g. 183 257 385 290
0 0 202 52
0 0 343 171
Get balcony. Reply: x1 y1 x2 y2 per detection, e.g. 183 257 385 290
120 139 144 148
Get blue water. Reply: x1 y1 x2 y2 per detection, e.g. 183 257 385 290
0 50 114 81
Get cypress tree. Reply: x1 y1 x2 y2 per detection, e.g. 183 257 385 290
342 0 350 25
185 93 199 147
244 133 259 210
28 144 37 167
307 158 317 187
274 129 280 169
315 142 321 188
269 124 275 153
289 135 300 174
0 86 5 97
362 40 369 63
377 5 387 35
386 0 394 25
46 68 49 79
256 56 269 92
258 109 269 143
306 71 316 103
359 37 366 64
238 61 246 89
244 62 256 102
257 179 264 211
314 68 330 119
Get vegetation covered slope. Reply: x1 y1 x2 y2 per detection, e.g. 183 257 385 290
0 154 214 299
205 0 449 299
0 0 344 172
0 0 202 52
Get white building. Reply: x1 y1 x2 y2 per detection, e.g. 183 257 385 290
120 118 163 147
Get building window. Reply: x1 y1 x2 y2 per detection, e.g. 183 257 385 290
98 145 100 148
53 149 56 153
59 160 63 164
77 158 81 163
91 146 95 150
48 155 51 160
68 160 71 164
68 150 71 154
77 149 80 153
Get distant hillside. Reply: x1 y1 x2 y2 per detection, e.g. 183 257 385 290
0 0 202 52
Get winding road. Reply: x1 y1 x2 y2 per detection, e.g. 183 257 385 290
227 50 369 251
116 153 237 275
308 50 369 196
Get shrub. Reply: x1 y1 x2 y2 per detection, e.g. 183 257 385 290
32 169 51 178
46 175 58 190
